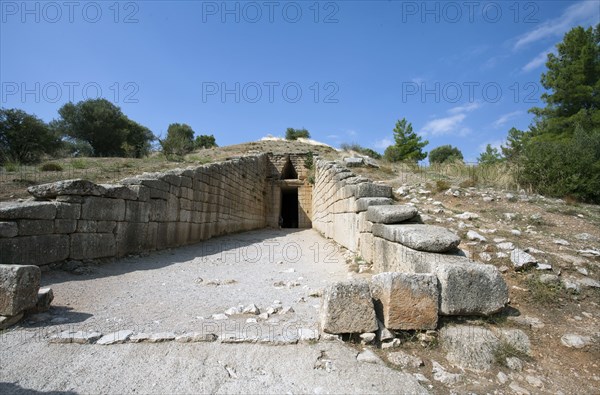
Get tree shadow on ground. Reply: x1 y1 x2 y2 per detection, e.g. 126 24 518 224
0 382 77 395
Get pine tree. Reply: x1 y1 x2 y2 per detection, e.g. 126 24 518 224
384 118 428 162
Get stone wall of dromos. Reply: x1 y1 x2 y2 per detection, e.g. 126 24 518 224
0 155 268 266
311 159 508 316
312 159 392 260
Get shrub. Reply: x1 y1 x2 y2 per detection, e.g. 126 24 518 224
435 180 451 192
429 145 464 164
40 162 63 172
285 128 310 140
194 134 218 149
3 161 19 172
517 127 600 203
160 123 195 161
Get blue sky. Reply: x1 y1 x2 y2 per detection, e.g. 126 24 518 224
1 1 598 161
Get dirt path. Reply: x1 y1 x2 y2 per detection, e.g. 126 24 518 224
0 229 427 394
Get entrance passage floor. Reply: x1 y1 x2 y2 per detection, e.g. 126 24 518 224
0 229 427 394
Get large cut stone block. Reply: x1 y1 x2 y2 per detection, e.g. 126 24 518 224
332 213 358 251
100 184 138 200
17 220 53 236
354 197 394 212
115 222 148 256
0 235 69 265
81 197 125 221
70 233 116 260
366 205 418 224
54 202 81 219
0 264 41 316
372 224 460 252
320 279 377 334
433 263 508 316
355 183 392 198
27 179 106 198
0 202 56 220
372 237 508 316
0 222 18 238
125 201 151 222
371 272 439 330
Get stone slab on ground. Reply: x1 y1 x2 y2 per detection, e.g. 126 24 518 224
370 272 438 330
372 224 460 252
96 330 134 345
0 264 41 316
49 331 103 344
320 279 378 334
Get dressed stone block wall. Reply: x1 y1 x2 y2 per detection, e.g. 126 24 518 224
312 159 508 317
0 155 268 266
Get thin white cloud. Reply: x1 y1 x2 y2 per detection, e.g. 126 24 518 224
522 47 556 72
493 111 523 128
373 138 393 149
346 129 358 137
326 134 340 140
514 1 598 50
421 101 481 136
422 114 466 136
448 102 481 114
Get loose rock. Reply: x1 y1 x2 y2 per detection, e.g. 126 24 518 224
561 333 592 349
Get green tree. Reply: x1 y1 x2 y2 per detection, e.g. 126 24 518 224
501 127 530 162
517 126 600 202
55 98 154 157
529 24 600 137
194 134 218 149
383 118 428 162
428 145 464 164
160 123 195 160
477 144 503 165
285 128 310 140
122 120 154 158
0 108 62 164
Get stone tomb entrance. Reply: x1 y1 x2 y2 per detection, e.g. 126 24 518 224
266 153 312 229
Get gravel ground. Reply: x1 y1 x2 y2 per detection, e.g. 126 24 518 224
0 229 427 394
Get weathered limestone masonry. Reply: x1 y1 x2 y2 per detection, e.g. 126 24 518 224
0 155 268 266
312 159 509 333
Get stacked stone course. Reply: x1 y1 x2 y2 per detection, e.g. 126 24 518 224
312 158 509 329
0 155 268 265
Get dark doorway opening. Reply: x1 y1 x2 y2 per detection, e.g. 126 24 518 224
281 157 298 179
280 188 299 228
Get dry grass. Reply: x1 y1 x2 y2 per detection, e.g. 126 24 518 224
0 139 339 201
